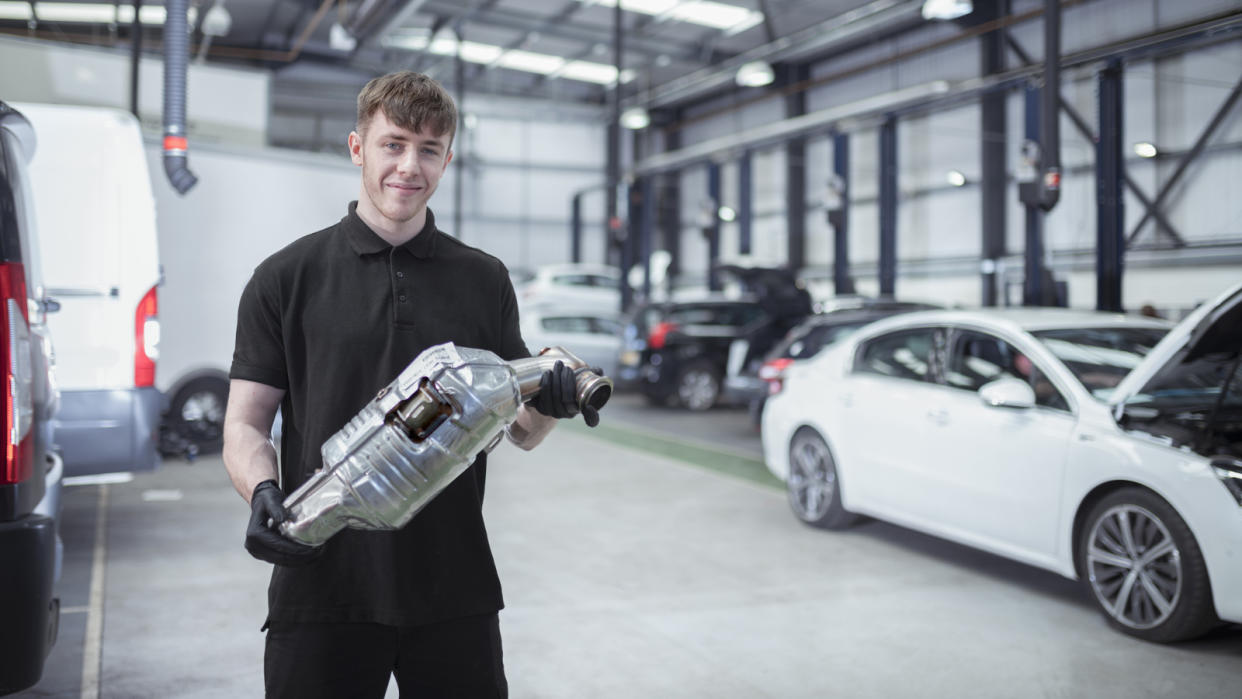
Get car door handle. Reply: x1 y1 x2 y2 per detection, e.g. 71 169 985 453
926 409 949 425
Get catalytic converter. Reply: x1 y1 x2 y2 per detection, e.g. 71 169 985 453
278 343 611 546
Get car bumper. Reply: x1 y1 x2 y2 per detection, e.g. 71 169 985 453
52 387 162 476
0 513 58 695
722 375 766 404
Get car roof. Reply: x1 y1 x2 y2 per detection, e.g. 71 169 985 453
862 307 1173 335
535 263 620 278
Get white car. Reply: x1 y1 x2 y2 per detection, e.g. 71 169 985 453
521 307 622 379
762 283 1242 642
516 263 623 313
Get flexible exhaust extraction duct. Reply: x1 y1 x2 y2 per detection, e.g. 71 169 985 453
162 0 197 194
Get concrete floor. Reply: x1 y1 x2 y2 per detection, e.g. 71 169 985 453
20 395 1242 698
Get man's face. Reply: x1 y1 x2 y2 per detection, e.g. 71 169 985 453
349 109 453 228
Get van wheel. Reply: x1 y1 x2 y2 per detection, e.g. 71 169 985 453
167 377 229 454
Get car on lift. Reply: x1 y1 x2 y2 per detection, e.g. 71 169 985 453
616 265 812 411
516 263 625 314
725 300 941 425
762 284 1242 642
0 101 65 696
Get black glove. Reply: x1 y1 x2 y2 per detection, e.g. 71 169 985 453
245 480 323 567
530 361 600 427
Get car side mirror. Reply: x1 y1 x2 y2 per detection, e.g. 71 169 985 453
979 376 1035 409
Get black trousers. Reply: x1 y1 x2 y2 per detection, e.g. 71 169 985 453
264 613 507 698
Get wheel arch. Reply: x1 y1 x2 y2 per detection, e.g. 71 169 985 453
789 424 852 506
1070 480 1182 580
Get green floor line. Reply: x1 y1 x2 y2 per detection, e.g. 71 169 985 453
563 419 782 490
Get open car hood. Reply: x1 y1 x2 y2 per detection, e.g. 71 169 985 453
1110 280 1242 408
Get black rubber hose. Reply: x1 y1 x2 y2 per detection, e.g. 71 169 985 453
162 0 197 194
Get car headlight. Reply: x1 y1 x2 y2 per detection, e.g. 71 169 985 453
1211 457 1242 505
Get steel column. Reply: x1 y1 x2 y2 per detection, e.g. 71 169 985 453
661 115 682 282
571 193 582 263
1039 0 1062 211
878 116 898 297
605 0 623 268
785 63 809 273
1022 85 1045 306
1097 59 1125 312
640 176 654 301
738 150 753 255
830 131 853 295
980 0 1008 306
622 182 637 311
707 162 722 291
453 26 465 239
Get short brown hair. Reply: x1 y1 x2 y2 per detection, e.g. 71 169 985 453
356 71 457 147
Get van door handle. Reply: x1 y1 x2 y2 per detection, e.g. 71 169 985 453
46 286 119 298
42 297 61 313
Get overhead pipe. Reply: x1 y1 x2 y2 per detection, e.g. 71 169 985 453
162 0 197 194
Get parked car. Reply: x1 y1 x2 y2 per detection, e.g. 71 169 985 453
521 306 622 379
725 300 941 425
516 263 625 313
0 101 64 696
762 289 1242 642
17 103 164 472
616 265 812 411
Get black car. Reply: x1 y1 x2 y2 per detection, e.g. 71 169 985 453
726 301 941 425
616 267 814 411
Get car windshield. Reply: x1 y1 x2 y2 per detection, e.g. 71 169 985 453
1030 327 1169 399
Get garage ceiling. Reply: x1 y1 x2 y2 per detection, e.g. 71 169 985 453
0 0 928 109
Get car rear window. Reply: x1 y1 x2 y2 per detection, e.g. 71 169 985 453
1031 327 1168 398
665 304 762 328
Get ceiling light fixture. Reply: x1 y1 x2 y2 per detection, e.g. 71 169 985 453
1133 142 1158 158
329 22 356 51
921 0 972 20
946 170 967 187
735 60 774 87
620 106 651 130
382 33 635 86
576 0 763 32
202 1 232 38
718 206 737 222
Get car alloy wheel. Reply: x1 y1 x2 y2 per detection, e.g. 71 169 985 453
1085 504 1182 630
676 362 719 411
786 428 854 529
1077 487 1217 641
168 376 230 454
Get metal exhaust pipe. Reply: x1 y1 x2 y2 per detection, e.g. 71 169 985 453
163 0 198 194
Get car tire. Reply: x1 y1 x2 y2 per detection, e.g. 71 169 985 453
1076 487 1218 642
787 428 855 530
166 376 230 455
675 360 720 411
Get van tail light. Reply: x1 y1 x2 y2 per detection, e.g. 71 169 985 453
759 357 795 395
647 321 679 350
0 262 33 485
135 285 159 388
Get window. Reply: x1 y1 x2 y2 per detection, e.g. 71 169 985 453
1031 327 1168 399
855 329 937 382
946 330 1069 411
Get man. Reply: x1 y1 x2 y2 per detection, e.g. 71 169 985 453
222 71 593 698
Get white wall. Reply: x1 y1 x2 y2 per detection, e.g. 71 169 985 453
0 36 269 145
146 143 360 392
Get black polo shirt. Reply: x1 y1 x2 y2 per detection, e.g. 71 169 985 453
230 202 529 627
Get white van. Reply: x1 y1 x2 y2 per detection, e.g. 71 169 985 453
17 103 162 476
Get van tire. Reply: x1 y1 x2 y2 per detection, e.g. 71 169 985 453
166 377 229 454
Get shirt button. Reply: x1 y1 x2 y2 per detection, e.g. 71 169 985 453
396 271 405 279
398 294 407 302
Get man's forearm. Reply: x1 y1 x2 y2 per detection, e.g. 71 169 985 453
506 404 558 451
223 423 280 504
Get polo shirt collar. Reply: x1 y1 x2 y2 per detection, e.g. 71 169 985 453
342 201 439 259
